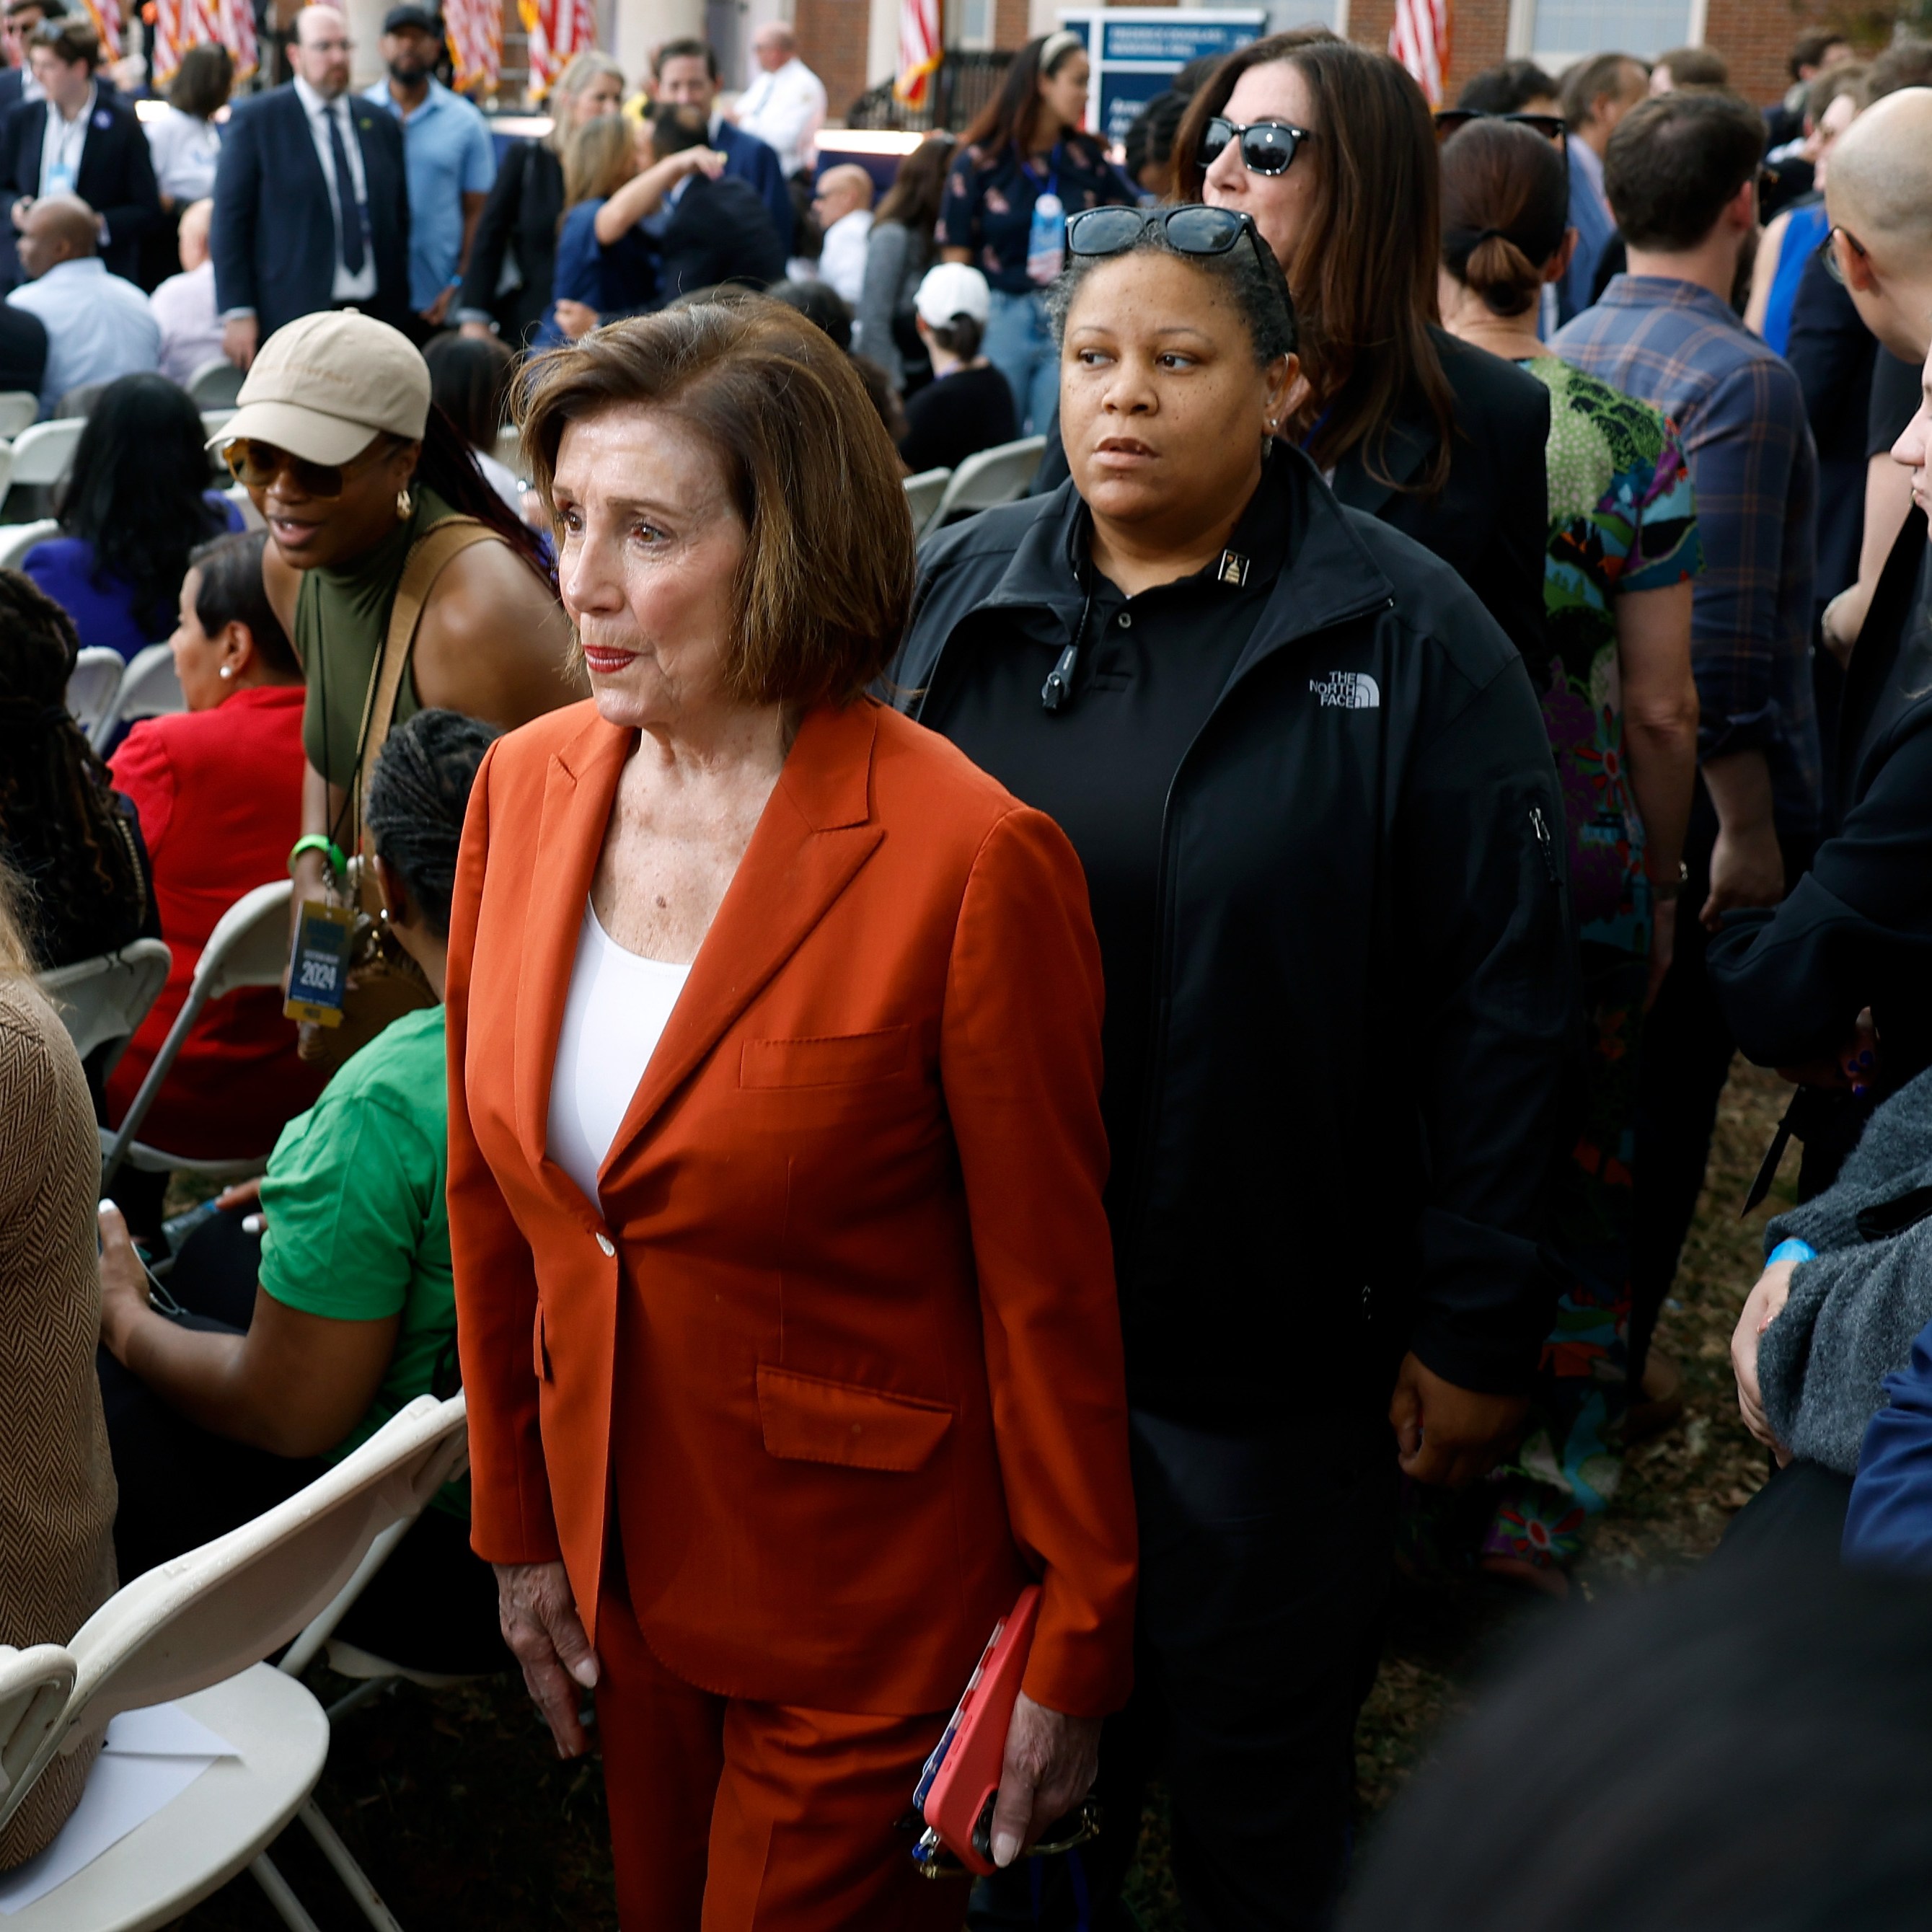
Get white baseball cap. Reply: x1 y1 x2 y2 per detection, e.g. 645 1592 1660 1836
914 261 992 330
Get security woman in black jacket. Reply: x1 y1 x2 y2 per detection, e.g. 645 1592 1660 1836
896 205 1578 1928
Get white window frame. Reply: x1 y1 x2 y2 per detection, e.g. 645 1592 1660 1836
949 0 996 53
1505 0 1706 66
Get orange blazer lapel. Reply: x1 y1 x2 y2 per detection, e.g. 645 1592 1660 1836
511 710 633 1199
598 700 886 1199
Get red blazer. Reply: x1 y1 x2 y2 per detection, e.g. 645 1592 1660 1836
447 696 1137 1719
105 684 325 1156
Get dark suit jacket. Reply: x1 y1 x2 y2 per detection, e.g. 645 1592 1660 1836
0 68 22 120
0 296 44 395
1328 329 1551 668
711 117 793 253
1786 250 1878 612
656 174 786 304
210 84 410 338
1 91 158 283
456 136 561 344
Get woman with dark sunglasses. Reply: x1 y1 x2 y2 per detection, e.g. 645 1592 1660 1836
221 312 578 1044
1171 29 1553 668
898 203 1577 1929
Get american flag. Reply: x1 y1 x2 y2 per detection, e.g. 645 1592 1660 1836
1389 0 1450 107
77 0 121 57
519 0 592 100
894 0 940 110
149 0 257 84
444 0 500 93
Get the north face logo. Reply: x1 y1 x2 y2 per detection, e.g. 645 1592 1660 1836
1309 671 1380 710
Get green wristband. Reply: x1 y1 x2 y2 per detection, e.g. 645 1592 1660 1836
289 834 348 879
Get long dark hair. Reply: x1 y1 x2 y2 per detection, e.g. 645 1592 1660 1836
58 374 229 641
167 41 231 118
0 570 145 966
1439 120 1569 317
424 332 515 451
875 133 955 233
413 405 552 581
1174 32 1457 495
961 32 1094 160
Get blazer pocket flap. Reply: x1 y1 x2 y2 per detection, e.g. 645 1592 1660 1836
757 1364 953 1473
740 1026 910 1089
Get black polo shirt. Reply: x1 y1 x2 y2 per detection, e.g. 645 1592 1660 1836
927 459 1291 1219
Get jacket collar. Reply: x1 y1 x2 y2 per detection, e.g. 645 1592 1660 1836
511 697 884 1220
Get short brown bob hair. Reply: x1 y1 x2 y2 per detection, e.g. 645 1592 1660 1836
513 300 915 711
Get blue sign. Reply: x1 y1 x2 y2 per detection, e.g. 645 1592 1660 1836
1059 9 1265 150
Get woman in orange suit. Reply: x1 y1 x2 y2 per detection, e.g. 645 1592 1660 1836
445 299 1139 1928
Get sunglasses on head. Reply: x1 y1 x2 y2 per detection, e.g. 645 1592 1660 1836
1196 115 1313 177
221 436 392 500
1432 108 1567 146
1067 203 1274 278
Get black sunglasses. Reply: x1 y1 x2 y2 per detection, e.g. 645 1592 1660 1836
1196 115 1312 177
1067 203 1274 279
1432 107 1567 145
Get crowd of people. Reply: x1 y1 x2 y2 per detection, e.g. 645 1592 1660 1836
1 9 1931 1928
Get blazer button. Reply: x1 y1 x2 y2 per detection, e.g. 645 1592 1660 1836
596 1232 615 1256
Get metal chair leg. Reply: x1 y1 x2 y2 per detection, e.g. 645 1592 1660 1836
250 1851 326 1932
300 1796 407 1932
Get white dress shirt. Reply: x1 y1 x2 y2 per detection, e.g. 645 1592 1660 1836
38 81 94 200
817 206 872 306
6 256 159 415
732 56 826 176
291 73 376 303
151 258 222 384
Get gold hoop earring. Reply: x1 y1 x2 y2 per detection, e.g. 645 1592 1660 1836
396 485 414 521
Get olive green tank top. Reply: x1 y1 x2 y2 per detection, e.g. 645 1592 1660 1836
296 487 461 791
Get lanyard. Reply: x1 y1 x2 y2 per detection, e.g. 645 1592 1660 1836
1020 142 1062 203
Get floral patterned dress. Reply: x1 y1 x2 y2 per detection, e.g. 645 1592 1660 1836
1481 356 1701 1571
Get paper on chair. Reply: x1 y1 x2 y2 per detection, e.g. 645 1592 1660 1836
0 1703 237 1914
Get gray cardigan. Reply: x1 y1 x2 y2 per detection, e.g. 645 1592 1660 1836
1758 1064 1932 1472
851 219 928 391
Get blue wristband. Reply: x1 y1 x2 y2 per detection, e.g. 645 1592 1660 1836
1767 1238 1816 1266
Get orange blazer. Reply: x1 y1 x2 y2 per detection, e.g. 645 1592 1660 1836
446 695 1137 1720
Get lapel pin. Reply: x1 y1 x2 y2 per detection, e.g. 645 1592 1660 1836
1217 550 1250 588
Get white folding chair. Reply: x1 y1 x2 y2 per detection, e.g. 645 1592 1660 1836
490 421 522 477
199 408 236 443
36 940 171 1080
185 358 244 410
0 515 58 570
925 435 1047 531
0 387 39 438
0 1645 78 1811
6 418 84 489
89 640 183 751
0 1393 470 1932
100 880 292 1189
66 647 124 742
902 466 952 536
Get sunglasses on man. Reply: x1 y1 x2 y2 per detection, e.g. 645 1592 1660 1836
1432 107 1567 146
1196 115 1313 177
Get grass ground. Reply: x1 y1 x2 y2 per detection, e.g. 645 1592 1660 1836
172 1061 1794 1930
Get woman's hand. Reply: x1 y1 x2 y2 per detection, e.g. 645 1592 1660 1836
495 1560 600 1759
987 1690 1101 1868
96 1201 151 1361
1732 1257 1799 1463
553 299 599 342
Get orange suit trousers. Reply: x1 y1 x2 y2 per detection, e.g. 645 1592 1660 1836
596 1580 973 1930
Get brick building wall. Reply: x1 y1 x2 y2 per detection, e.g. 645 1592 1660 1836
794 0 871 117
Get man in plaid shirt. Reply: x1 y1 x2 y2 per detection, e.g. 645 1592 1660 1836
1553 88 1822 1411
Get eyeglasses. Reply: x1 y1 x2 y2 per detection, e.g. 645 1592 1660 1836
221 436 392 499
1823 223 1869 286
1196 115 1313 177
1432 108 1567 146
1067 203 1274 282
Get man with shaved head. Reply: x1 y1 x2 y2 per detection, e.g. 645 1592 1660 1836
210 1 410 366
809 159 873 303
731 19 826 177
1826 87 1932 368
5 190 156 411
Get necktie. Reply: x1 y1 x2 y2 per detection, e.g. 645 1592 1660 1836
325 102 366 276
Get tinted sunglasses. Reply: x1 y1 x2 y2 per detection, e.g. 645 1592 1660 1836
1196 115 1313 177
1433 108 1566 145
221 436 392 499
1068 202 1273 279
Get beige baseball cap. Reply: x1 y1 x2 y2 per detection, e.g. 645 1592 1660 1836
211 311 432 465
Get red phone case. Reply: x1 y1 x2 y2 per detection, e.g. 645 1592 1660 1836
920 1584 1041 1876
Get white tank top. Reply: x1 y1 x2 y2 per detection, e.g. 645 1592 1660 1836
545 899 691 1207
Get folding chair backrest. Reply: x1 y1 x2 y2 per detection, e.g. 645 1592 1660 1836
200 408 235 444
0 1646 76 1837
903 467 952 537
0 516 59 572
193 879 295 1005
492 422 522 477
29 1395 469 1791
66 647 123 741
101 641 185 745
0 389 38 440
35 939 172 1071
928 436 1047 529
185 358 244 410
7 419 83 488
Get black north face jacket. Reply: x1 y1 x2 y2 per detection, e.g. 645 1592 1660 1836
894 451 1579 1425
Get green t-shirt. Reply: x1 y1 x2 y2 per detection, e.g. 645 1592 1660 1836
257 1005 463 1514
